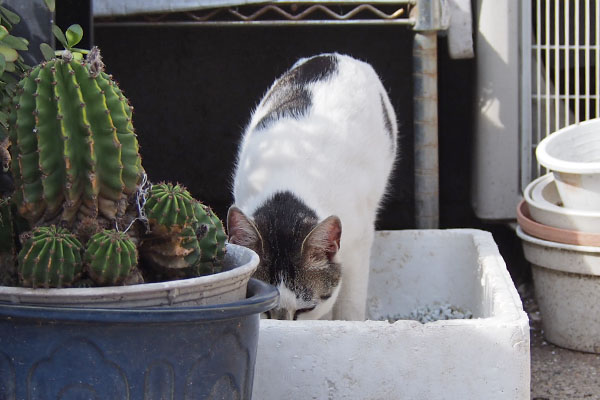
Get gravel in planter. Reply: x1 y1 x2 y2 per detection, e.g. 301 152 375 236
386 302 474 323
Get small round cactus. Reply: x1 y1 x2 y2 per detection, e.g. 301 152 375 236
84 229 138 286
140 182 227 278
18 225 83 288
193 203 226 274
144 182 197 233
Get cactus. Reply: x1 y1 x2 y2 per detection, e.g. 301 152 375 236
84 229 138 285
17 225 83 288
144 182 196 234
140 182 226 277
194 202 226 274
9 47 144 228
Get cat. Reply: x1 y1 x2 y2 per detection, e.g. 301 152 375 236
227 53 397 321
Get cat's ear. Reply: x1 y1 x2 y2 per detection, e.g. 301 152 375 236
227 206 264 254
301 215 342 262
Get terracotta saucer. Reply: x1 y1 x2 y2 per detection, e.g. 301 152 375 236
516 200 600 247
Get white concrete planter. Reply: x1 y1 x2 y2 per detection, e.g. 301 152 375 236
536 118 600 211
254 230 530 400
517 226 600 354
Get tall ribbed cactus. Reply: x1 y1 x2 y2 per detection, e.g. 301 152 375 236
17 225 83 288
9 47 144 227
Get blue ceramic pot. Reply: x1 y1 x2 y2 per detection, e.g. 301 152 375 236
0 278 278 400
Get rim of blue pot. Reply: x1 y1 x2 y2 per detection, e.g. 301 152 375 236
0 279 279 323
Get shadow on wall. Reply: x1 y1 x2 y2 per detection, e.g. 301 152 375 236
94 25 415 229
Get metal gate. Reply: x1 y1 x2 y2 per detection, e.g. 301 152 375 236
521 0 600 191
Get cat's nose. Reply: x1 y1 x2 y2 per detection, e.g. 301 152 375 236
268 308 294 320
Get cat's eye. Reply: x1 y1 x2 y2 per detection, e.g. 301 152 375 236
293 306 316 320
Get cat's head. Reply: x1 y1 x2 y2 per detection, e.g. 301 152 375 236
227 200 342 320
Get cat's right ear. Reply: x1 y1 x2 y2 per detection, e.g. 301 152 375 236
227 206 264 254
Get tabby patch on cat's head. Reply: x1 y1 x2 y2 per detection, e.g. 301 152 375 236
227 191 342 320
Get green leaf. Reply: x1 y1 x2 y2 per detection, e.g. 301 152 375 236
4 61 14 72
0 26 8 41
44 0 56 12
1 35 28 51
40 43 54 61
52 24 68 49
0 45 17 62
72 51 83 61
66 24 83 48
0 54 6 76
0 6 20 25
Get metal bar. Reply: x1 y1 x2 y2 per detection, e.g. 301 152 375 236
413 32 438 229
545 0 550 136
586 0 591 120
520 0 533 192
597 0 599 118
94 18 415 27
554 0 560 132
535 0 543 175
575 0 580 121
565 0 570 126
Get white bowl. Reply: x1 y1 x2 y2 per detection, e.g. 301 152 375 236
525 174 600 233
536 119 600 211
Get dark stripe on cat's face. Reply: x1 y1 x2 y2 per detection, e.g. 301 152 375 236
256 55 339 131
252 191 319 283
250 191 341 306
380 93 394 140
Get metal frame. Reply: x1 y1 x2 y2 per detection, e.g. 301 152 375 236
521 0 600 192
95 1 416 27
95 0 446 228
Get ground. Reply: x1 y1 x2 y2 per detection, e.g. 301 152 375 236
521 283 600 399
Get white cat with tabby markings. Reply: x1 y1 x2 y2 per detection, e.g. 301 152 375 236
228 53 397 321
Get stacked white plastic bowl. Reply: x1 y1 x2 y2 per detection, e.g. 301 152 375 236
517 118 600 353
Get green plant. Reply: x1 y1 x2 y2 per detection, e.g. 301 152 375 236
0 3 31 140
194 202 226 274
17 225 83 288
84 229 138 285
144 182 197 233
141 182 226 277
0 24 228 289
9 41 144 227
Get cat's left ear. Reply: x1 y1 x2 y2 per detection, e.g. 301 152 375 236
301 215 342 262
227 206 264 254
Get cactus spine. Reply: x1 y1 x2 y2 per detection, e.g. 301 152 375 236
18 225 83 288
9 48 144 227
84 229 138 285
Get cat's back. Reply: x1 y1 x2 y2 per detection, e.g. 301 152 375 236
247 53 396 138
233 53 397 215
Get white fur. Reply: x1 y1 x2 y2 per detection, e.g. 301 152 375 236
233 53 397 321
